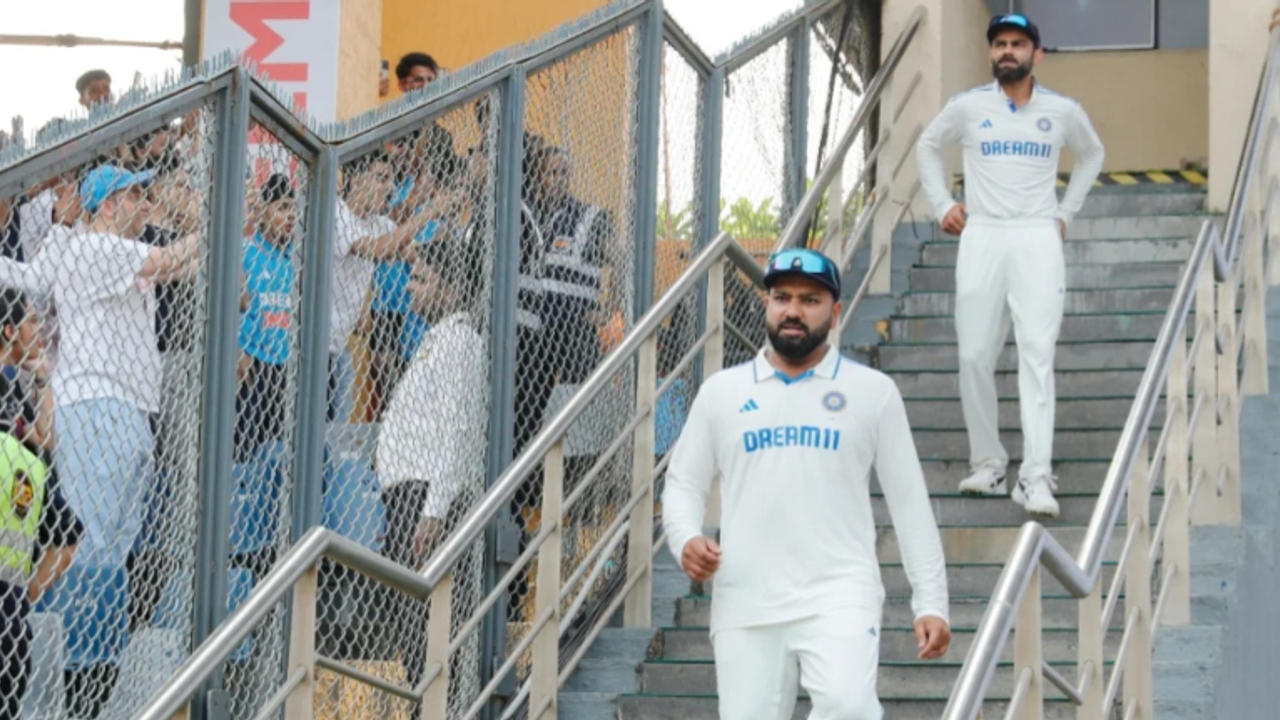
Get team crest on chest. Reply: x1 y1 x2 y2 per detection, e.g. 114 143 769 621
822 391 847 412
1036 117 1052 132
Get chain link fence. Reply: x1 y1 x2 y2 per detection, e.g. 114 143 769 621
0 2 876 718
0 97 216 719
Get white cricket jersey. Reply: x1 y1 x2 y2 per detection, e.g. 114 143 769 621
662 346 949 635
917 81 1104 225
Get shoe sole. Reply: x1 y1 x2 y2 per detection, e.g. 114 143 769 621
1011 490 1059 518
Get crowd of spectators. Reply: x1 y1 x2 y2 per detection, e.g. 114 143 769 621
0 50 636 717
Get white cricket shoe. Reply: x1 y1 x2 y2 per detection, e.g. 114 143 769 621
957 466 1007 495
1012 475 1060 517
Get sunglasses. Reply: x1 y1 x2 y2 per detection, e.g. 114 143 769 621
765 249 839 287
991 13 1029 28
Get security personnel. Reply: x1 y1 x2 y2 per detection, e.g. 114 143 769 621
0 431 81 720
916 13 1104 517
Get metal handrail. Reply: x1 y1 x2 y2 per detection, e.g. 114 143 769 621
773 5 926 254
942 18 1280 718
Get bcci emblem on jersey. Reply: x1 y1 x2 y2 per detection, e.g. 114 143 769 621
1037 117 1052 132
12 471 32 519
823 391 847 412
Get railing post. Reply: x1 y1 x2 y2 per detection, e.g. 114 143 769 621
1013 563 1043 720
1077 584 1104 720
625 335 657 626
421 572 453 719
702 258 725 531
1191 261 1221 525
1162 329 1191 626
1124 439 1154 718
1240 210 1269 394
632 0 663 311
530 440 564 720
1212 235 1243 526
283 568 318 720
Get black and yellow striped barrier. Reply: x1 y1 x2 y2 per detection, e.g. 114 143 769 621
954 169 1207 191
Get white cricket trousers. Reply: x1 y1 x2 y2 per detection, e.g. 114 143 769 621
954 218 1065 479
712 608 883 720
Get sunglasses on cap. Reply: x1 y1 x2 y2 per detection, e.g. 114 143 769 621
763 248 841 297
991 13 1029 29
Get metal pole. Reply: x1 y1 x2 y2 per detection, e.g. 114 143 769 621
191 67 250 719
783 20 810 228
292 146 337 540
696 68 724 252
184 0 203 68
482 66 526 720
631 0 664 315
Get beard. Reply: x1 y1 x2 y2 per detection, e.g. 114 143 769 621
991 56 1032 84
766 317 831 362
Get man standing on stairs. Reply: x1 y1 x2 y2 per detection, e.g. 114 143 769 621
663 248 950 720
916 13 1105 517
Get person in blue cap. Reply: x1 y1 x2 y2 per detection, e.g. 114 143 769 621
0 163 202 716
663 248 950 719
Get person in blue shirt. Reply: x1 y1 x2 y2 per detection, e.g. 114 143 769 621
366 125 460 419
234 174 296 464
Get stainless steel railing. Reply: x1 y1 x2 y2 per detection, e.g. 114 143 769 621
941 10 1280 719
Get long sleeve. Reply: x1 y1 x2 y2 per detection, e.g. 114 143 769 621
916 97 966 221
661 384 717 564
1056 101 1105 226
875 383 949 624
0 248 54 296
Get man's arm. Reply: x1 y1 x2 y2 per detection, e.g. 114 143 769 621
874 382 949 628
1056 101 1105 228
28 545 75 602
916 96 967 222
349 213 432 262
661 385 718 575
138 232 202 286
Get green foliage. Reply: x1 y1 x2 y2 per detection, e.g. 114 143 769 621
656 200 695 240
719 196 780 238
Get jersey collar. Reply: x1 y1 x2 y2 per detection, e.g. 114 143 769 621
751 344 842 385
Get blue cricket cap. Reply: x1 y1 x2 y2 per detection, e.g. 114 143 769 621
763 248 841 298
79 165 155 212
988 13 1041 48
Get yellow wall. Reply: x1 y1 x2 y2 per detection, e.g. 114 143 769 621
380 0 606 103
1036 49 1208 173
338 0 383 120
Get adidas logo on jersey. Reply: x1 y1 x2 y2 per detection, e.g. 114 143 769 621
739 399 759 413
979 118 993 129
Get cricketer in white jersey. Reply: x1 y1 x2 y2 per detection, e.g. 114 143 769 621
916 13 1104 517
663 248 949 720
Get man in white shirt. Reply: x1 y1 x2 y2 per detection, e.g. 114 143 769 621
0 164 200 711
663 248 950 720
916 14 1105 517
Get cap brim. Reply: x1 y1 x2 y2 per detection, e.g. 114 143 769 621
762 270 840 297
987 23 1039 46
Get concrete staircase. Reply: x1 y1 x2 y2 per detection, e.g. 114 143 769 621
558 185 1210 719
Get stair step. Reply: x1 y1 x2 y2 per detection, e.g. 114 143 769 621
905 396 1162 429
899 287 1175 316
638 658 1109 698
882 339 1160 371
888 311 1167 343
617 694 1080 719
1070 191 1205 218
915 458 1111 494
673 595 1127 630
889 367 1144 398
650 626 1121 663
920 237 1194 265
875 561 1121 597
909 261 1187 291
878 525 1126 564
871 491 1161 527
912 428 1122 460
1062 214 1206 239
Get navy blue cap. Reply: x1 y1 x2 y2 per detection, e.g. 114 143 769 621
762 248 841 298
988 13 1041 48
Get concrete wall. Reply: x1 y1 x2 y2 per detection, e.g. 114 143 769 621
337 0 383 120
1036 49 1208 171
1208 0 1276 210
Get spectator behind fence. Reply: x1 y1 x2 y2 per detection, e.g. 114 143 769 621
366 125 460 419
331 152 431 422
372 231 487 713
0 288 83 720
395 52 439 93
235 173 296 462
0 165 201 716
75 70 112 111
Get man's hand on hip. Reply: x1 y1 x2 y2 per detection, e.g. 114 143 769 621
914 615 951 660
680 536 721 582
941 204 967 235
1057 218 1067 238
